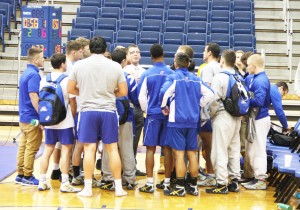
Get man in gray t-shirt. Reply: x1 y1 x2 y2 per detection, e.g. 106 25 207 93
198 43 222 187
67 36 128 197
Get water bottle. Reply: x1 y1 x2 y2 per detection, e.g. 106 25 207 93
277 203 292 210
294 192 300 199
30 119 39 127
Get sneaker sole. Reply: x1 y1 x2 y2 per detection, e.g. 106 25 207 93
38 187 50 191
139 189 154 193
22 183 38 186
206 190 228 194
15 181 22 184
60 190 81 193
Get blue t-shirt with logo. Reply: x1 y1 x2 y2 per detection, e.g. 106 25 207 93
19 64 41 123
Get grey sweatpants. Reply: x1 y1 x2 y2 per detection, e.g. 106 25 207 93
211 111 242 185
102 122 136 184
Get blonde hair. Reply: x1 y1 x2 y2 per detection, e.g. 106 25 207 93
248 54 264 69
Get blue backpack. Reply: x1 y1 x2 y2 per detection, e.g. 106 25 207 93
38 73 67 126
221 71 250 117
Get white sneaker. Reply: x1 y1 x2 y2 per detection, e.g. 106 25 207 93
71 176 84 186
60 182 81 193
197 175 216 187
37 181 50 191
243 180 266 190
241 180 255 187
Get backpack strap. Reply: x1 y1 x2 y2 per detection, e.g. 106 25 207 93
46 73 52 83
220 71 235 98
55 74 67 84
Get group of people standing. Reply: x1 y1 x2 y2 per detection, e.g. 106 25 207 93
15 36 291 198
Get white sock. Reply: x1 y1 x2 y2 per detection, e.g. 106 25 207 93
40 174 46 182
53 163 60 170
114 179 127 197
164 178 170 185
77 179 93 197
61 174 69 183
147 177 154 185
208 174 215 177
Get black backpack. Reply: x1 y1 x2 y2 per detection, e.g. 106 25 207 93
269 127 295 147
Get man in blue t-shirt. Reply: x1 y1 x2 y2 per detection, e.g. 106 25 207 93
15 48 44 186
271 81 289 130
137 44 174 193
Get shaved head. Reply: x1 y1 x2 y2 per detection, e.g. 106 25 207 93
247 54 264 74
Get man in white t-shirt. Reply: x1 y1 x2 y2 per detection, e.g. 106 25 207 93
50 40 82 181
65 40 82 76
198 43 222 187
38 53 79 193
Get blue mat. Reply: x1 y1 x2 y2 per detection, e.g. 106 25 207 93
0 142 44 182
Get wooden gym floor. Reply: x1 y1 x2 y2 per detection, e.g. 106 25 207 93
0 126 297 210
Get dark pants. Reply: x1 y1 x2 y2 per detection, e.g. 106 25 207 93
133 106 144 158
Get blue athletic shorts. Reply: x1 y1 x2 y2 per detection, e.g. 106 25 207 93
45 127 74 145
166 127 198 151
77 111 119 144
198 120 213 133
74 113 79 140
143 118 168 147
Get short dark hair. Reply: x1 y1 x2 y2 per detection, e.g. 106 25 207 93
150 44 164 58
50 53 66 69
90 36 107 54
66 40 82 55
240 51 254 67
111 50 127 64
275 81 289 93
222 50 236 68
28 48 43 61
175 52 190 68
206 43 220 59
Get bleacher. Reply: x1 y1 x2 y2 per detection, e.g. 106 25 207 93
0 0 20 50
68 0 256 66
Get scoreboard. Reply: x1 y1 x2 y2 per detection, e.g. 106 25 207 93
21 6 62 57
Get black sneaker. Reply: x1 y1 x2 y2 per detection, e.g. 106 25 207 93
51 169 61 180
228 179 239 192
170 177 177 188
139 183 154 193
164 185 186 197
186 183 199 196
206 184 228 194
125 182 137 190
96 158 102 170
99 180 115 191
136 170 146 176
156 180 164 189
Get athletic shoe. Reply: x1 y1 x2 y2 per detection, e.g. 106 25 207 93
197 175 216 187
51 169 61 180
15 175 24 184
60 182 81 193
241 179 256 187
156 180 165 189
99 180 115 191
72 176 84 186
96 158 102 170
22 176 39 186
164 185 186 197
136 170 146 176
197 171 208 181
206 184 228 194
38 181 50 191
186 183 199 196
92 178 101 188
139 183 154 193
125 182 137 190
243 179 266 190
228 179 239 192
